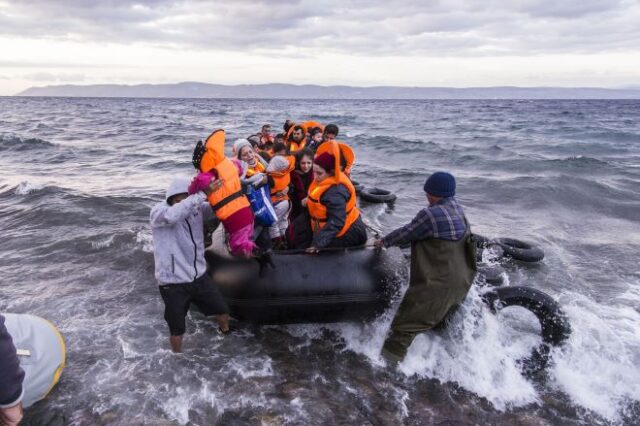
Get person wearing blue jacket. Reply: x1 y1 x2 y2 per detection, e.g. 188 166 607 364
150 176 230 353
0 314 25 426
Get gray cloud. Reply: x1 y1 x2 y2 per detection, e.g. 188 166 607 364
1 0 639 56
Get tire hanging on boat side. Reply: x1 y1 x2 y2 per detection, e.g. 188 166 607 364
482 286 571 374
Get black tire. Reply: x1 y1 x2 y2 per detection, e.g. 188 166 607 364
351 180 364 195
482 286 571 375
360 187 397 204
477 263 505 286
494 238 544 263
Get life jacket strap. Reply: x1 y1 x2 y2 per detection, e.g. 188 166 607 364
211 190 245 212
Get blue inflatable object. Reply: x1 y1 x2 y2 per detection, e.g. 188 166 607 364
247 184 277 226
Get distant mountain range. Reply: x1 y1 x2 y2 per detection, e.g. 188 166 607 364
16 82 640 99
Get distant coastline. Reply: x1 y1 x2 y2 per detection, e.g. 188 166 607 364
15 82 640 99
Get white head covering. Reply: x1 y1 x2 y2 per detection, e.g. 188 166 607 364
165 176 191 201
233 139 252 158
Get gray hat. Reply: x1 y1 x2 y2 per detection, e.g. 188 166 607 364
267 155 290 173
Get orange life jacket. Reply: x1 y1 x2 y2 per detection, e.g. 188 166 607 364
314 140 355 176
245 160 266 177
269 155 295 204
301 121 325 133
198 129 250 221
285 121 324 151
260 134 274 145
289 139 306 152
307 142 360 237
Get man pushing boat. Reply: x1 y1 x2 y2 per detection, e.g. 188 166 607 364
374 172 477 364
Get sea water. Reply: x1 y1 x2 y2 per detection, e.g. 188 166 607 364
0 97 639 424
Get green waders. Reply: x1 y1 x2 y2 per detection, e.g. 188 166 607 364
382 226 477 363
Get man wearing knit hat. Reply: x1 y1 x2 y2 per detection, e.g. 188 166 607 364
374 171 477 364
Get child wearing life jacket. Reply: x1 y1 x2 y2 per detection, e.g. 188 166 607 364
191 129 257 258
266 154 295 248
233 139 268 187
306 127 324 152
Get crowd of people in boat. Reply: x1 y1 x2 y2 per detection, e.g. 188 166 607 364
188 120 366 260
149 119 476 357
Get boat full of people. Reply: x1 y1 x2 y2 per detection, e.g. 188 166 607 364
147 118 572 372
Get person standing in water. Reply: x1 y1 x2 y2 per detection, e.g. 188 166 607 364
150 176 231 353
374 172 477 364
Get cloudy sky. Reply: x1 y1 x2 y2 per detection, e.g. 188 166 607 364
1 0 640 95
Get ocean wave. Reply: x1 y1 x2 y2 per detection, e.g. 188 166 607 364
5 184 156 228
587 130 640 143
14 181 45 195
150 134 178 143
352 135 442 153
0 134 58 151
551 155 609 166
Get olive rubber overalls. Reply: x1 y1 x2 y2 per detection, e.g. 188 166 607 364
382 222 477 362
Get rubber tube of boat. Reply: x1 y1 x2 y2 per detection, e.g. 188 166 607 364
206 247 405 324
3 313 66 407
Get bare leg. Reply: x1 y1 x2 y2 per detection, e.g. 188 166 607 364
169 335 183 353
216 314 230 333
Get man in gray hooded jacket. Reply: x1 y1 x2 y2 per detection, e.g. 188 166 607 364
150 176 230 353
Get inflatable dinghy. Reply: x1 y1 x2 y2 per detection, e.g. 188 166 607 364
3 313 66 407
205 246 404 324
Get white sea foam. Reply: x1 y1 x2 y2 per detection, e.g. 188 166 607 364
135 228 154 253
14 181 44 195
331 281 640 420
160 384 219 425
91 235 115 250
550 293 640 422
330 282 541 409
399 286 540 410
228 356 274 379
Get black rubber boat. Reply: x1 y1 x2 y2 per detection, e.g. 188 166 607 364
205 246 404 324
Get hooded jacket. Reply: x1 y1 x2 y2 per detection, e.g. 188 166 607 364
150 192 215 284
